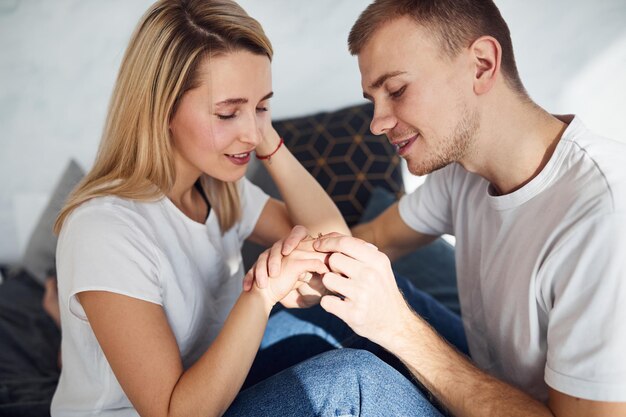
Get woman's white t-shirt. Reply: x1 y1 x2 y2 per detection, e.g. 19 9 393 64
51 178 269 417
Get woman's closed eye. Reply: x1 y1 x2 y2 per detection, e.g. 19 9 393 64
215 107 267 120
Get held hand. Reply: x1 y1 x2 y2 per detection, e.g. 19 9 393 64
279 269 329 308
243 225 313 291
261 247 329 306
313 234 412 345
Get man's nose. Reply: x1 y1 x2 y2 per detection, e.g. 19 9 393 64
370 104 397 136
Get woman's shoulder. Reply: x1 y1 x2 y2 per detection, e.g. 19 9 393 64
71 195 142 219
63 195 162 237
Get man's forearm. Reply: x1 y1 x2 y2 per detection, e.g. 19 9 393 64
386 311 553 417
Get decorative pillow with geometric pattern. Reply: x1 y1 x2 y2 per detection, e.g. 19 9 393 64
247 103 404 226
275 102 403 225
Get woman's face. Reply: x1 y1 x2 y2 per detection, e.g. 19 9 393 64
169 50 272 184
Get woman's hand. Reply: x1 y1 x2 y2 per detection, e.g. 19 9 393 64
243 225 312 291
244 229 331 308
258 244 329 307
278 268 329 308
255 123 282 159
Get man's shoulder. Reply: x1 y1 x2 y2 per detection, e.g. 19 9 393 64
561 117 626 211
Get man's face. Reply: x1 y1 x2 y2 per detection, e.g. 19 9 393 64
358 16 479 176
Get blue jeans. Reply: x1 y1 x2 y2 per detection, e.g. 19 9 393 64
225 274 467 416
225 349 442 417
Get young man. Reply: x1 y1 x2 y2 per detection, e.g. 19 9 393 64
312 0 626 416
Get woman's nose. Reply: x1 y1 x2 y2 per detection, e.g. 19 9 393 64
240 114 262 146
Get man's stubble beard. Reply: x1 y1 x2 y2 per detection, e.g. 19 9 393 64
407 107 480 177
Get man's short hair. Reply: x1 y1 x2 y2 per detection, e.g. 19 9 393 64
348 0 527 96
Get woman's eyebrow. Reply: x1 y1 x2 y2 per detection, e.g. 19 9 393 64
215 91 274 106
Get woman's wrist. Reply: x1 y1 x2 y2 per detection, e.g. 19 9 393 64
248 284 276 315
255 129 282 157
256 137 283 163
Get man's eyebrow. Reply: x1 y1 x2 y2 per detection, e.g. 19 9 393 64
215 91 274 106
369 71 406 89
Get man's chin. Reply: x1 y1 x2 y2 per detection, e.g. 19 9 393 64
407 158 450 177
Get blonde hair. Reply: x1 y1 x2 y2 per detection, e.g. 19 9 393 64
55 0 273 234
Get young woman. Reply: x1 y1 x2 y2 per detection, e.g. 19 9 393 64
50 1 439 416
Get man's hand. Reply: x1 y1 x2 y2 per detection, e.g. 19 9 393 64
313 233 413 345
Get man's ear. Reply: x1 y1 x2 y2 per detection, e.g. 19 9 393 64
470 36 501 95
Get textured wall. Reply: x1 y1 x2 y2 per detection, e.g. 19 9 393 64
1 0 625 262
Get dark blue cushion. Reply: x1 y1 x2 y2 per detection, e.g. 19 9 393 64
275 103 404 226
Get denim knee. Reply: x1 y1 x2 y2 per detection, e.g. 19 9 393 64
227 347 443 417
303 349 443 417
320 348 385 373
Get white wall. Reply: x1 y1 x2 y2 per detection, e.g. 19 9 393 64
1 0 625 263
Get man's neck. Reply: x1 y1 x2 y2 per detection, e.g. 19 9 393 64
460 93 568 196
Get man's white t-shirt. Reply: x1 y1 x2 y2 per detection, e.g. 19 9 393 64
51 178 269 417
399 116 626 402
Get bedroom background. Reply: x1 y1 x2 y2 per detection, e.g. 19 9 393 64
1 0 625 266
0 0 625 413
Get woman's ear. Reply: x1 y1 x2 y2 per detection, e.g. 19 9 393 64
470 36 501 95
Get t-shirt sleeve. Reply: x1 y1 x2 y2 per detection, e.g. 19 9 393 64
541 212 626 401
398 166 454 236
56 205 162 322
237 177 270 242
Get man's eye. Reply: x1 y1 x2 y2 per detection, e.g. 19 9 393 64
390 86 406 99
256 106 268 113
216 114 236 120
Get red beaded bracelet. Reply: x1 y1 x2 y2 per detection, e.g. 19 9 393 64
256 137 284 163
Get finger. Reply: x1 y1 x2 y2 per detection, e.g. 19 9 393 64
305 273 328 296
322 272 356 300
298 271 313 283
282 225 310 255
280 290 302 308
254 250 270 289
317 231 346 239
296 281 325 298
293 259 329 277
314 235 379 261
289 247 328 262
268 240 284 277
320 294 352 322
281 289 320 309
325 252 365 280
